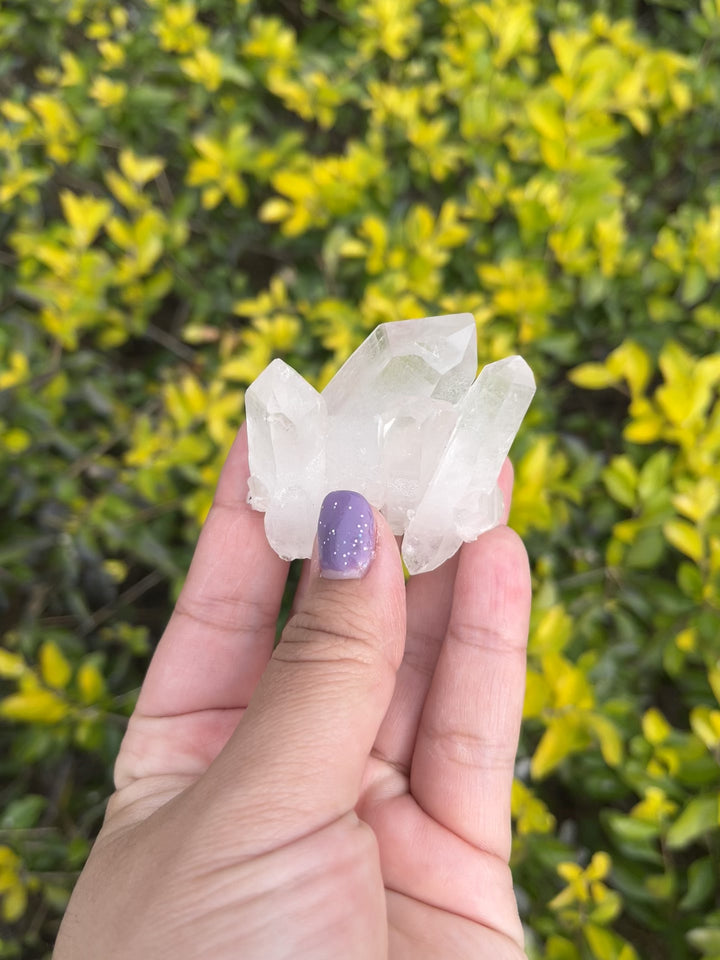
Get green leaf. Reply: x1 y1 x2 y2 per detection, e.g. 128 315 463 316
583 923 624 960
605 812 661 845
681 262 708 305
602 456 638 509
686 927 720 955
626 528 665 569
680 856 715 910
678 561 704 599
666 793 719 849
637 450 673 502
0 794 47 829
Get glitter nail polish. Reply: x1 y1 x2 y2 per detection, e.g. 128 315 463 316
317 491 375 580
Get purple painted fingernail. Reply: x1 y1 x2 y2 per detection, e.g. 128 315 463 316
318 491 376 580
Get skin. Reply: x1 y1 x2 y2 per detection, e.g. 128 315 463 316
54 424 531 960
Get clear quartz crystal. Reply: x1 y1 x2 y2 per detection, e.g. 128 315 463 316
402 355 536 575
322 313 477 502
245 358 327 559
245 316 536 572
379 398 457 534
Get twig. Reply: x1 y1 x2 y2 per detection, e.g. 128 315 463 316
78 569 165 636
146 321 196 364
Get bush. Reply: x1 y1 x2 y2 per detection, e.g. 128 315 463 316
1 0 719 957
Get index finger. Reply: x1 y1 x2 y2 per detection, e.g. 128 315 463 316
135 423 290 719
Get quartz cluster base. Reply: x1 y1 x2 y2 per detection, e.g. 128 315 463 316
245 313 536 575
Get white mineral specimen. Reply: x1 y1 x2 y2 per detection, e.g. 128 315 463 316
245 359 327 559
245 313 536 572
322 313 477 506
402 355 536 574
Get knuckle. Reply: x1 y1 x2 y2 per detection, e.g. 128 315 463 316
278 597 391 674
424 720 516 772
447 621 528 658
174 580 278 637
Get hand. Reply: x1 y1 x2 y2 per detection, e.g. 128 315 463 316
55 424 531 960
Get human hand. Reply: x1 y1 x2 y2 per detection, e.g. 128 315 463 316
54 424 531 960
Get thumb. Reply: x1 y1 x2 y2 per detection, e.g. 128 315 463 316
206 491 406 839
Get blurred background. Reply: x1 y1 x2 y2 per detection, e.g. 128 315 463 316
1 0 719 957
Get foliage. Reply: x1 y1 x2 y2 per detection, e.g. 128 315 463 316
1 0 719 956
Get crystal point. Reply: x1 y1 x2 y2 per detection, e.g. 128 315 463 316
322 312 477 507
244 317 536 573
401 355 536 575
245 358 327 559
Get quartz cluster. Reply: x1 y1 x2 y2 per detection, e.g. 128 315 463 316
245 313 535 575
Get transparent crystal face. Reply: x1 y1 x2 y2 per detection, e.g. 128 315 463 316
245 316 535 573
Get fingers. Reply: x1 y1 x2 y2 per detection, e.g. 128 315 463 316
362 792 524 947
373 458 515 774
372 553 459 774
410 525 531 862
205 491 407 847
135 424 290 719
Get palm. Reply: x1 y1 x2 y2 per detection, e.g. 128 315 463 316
98 429 529 959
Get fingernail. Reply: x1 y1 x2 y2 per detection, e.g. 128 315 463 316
318 491 375 580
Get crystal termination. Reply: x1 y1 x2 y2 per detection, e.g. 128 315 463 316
245 313 535 575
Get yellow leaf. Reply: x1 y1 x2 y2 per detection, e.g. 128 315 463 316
623 415 663 444
627 108 651 135
338 237 367 258
59 51 85 87
527 95 565 142
675 627 696 652
531 716 585 779
1 100 32 124
588 714 623 767
0 650 25 679
77 662 106 705
568 363 619 389
59 191 112 248
202 185 223 209
531 606 573 655
119 149 165 186
2 882 27 923
106 216 134 250
523 670 548 719
104 170 146 211
588 851 612 880
90 76 127 109
259 198 292 222
550 29 590 76
0 690 68 724
663 519 703 563
642 707 671 745
181 374 207 417
39 641 72 690
672 477 719 524
607 339 652 396
180 47 223 92
659 339 693 382
5 428 31 454
690 706 720 750
583 923 619 960
98 39 126 69
709 665 720 706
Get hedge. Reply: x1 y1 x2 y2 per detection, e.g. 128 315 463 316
1 0 719 957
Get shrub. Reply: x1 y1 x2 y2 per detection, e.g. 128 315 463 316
1 1 719 957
